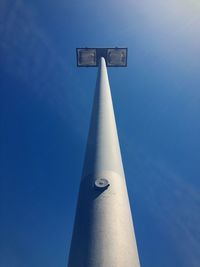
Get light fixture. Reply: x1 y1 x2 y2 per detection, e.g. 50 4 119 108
76 48 127 67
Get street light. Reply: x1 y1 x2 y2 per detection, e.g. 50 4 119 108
76 47 127 67
68 48 140 267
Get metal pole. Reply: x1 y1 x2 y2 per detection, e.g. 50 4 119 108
68 57 140 267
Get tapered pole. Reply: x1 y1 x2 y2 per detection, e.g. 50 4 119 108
68 57 140 267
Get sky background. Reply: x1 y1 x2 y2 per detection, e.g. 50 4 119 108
0 0 200 266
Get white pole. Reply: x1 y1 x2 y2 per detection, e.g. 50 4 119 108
68 57 141 267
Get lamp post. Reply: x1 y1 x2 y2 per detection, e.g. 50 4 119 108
67 48 140 267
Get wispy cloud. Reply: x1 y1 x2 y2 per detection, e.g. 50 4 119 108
127 145 200 267
0 0 90 137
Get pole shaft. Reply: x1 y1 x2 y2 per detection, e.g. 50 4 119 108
68 58 140 267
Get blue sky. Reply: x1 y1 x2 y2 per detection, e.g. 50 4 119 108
0 0 200 266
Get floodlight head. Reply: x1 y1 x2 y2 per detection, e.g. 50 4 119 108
77 49 96 67
76 48 127 67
